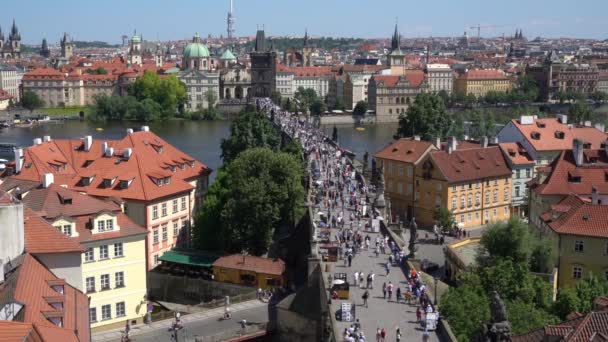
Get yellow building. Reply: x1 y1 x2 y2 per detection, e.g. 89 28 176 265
414 139 512 229
374 138 436 221
453 69 512 98
212 255 286 290
10 179 148 331
537 194 608 288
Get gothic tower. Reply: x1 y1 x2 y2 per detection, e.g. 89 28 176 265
40 38 50 58
250 29 277 98
155 43 164 68
9 19 21 57
128 31 142 66
302 29 313 67
60 32 74 59
0 25 4 51
388 23 405 74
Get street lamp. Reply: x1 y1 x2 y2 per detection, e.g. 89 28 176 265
433 276 438 305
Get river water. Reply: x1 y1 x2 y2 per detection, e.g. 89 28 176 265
0 120 398 181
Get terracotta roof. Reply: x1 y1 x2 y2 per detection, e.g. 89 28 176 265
0 321 42 342
509 118 607 152
213 255 285 276
372 70 425 88
499 142 535 166
540 195 608 238
0 254 90 342
22 68 65 80
23 208 84 254
277 65 333 77
374 138 435 164
532 150 608 196
458 69 508 80
430 146 512 183
7 130 210 201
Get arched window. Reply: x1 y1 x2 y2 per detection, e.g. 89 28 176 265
460 196 465 208
493 189 498 203
475 192 480 205
504 189 509 202
467 194 472 207
451 197 457 210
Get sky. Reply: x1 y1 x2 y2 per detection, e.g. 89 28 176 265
3 0 607 45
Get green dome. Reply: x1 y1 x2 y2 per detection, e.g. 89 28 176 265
220 49 236 60
131 35 141 43
183 33 210 58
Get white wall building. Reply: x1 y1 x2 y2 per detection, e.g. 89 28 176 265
0 63 22 102
425 63 453 94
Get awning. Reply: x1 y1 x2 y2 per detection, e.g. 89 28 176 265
159 249 218 268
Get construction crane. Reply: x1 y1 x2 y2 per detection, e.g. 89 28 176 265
469 24 506 39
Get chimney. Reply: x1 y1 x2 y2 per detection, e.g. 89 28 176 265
595 123 605 133
447 136 457 154
141 126 150 132
33 138 42 145
434 137 441 149
584 121 592 127
84 135 93 152
482 136 489 148
573 139 584 167
43 135 51 142
42 173 54 188
414 135 421 141
105 147 114 158
126 128 134 134
491 136 499 144
101 142 108 155
14 148 23 174
123 148 132 159
592 186 599 205
555 114 568 124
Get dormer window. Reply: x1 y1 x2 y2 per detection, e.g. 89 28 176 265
81 175 95 186
119 178 133 189
536 122 546 128
189 161 195 167
583 143 591 149
568 172 582 183
165 176 171 184
103 177 117 188
554 131 565 139
530 132 541 140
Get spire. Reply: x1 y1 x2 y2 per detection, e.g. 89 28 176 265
0 25 3 41
255 29 267 52
10 18 20 41
41 38 48 49
391 20 400 52
303 29 309 47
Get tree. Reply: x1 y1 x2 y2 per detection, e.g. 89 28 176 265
128 71 187 118
353 100 368 116
92 67 108 75
332 125 338 142
220 111 280 163
484 112 496 136
397 93 452 139
437 89 450 106
271 91 282 105
507 300 558 335
294 87 318 114
21 91 44 113
433 207 455 233
574 274 608 313
193 148 305 255
310 99 326 116
478 218 531 265
440 273 490 341
590 91 608 103
530 239 555 274
552 287 582 319
135 98 162 122
333 97 346 111
469 110 486 138
568 100 595 124
450 113 465 139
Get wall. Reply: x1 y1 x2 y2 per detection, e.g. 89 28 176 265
274 308 319 342
558 234 608 288
0 202 24 266
213 266 284 290
37 252 83 291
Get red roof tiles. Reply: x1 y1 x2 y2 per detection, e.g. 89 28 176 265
23 208 84 254
373 70 425 88
541 195 608 239
213 255 285 276
430 146 512 183
458 69 508 80
510 118 607 152
374 138 435 164
499 142 535 166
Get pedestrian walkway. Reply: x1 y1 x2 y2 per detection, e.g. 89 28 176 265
91 300 266 342
256 98 439 342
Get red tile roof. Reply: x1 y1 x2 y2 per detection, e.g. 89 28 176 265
513 311 608 342
0 321 42 342
22 68 65 80
23 208 84 254
509 118 607 152
541 195 608 238
458 69 508 80
213 255 285 276
372 70 425 88
430 146 512 183
7 130 210 201
374 138 435 164
499 142 535 166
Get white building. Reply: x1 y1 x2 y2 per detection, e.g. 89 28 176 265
425 63 453 94
0 63 22 102
275 65 332 99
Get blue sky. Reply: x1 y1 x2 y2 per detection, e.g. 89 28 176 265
3 0 607 44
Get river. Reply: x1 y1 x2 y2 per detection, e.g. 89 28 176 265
0 120 398 181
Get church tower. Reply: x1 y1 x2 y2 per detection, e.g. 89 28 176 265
128 31 142 66
40 38 50 58
0 25 4 51
6 19 21 59
302 29 313 67
155 43 164 68
60 32 74 59
250 29 277 98
388 23 405 75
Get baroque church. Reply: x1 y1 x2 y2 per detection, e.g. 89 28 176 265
0 20 22 59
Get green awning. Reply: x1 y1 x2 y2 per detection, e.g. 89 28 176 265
159 250 218 268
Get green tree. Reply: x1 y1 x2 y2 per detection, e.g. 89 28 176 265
128 71 187 118
310 98 327 115
530 239 555 274
294 87 318 113
220 111 280 163
135 98 162 122
478 218 531 265
93 67 108 75
450 113 465 139
590 91 607 103
574 274 608 313
568 100 595 124
552 287 582 319
469 110 486 138
433 207 455 233
507 300 558 335
193 148 305 255
333 97 346 111
353 100 368 115
21 91 45 113
437 89 450 106
464 93 477 108
271 91 282 105
485 112 496 136
397 93 452 139
440 273 490 341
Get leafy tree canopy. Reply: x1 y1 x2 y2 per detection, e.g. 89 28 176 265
220 111 280 163
397 93 452 139
21 91 45 113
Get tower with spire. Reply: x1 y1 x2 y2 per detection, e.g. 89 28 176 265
302 29 313 67
128 30 142 66
250 28 276 98
387 22 406 75
60 32 74 59
0 19 21 59
227 0 236 39
40 38 50 58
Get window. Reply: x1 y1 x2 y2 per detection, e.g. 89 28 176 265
460 196 465 208
97 220 105 232
461 184 466 191
101 274 110 290
505 178 509 185
162 203 167 217
526 168 531 178
467 195 472 207
85 249 94 262
504 189 509 202
173 199 178 213
398 165 404 177
407 166 413 177
575 240 584 253
436 183 442 192
152 205 158 220
515 186 520 197
101 304 112 321
494 179 498 186
114 243 123 257
452 185 457 192
397 183 403 194
86 277 95 293
451 197 456 210
493 208 497 217
116 302 126 317
435 195 441 207
154 254 159 265
181 197 187 210
504 206 509 214
468 213 472 222
485 192 490 203
115 272 125 288
89 308 97 323
106 219 113 231
99 245 109 260
173 222 179 237
162 225 168 241
460 215 465 223
516 169 521 178
62 225 71 236
572 266 583 279
153 229 159 244
493 190 498 203
475 193 480 206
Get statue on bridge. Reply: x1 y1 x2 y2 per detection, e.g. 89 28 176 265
374 165 386 209
408 218 417 258
479 291 512 342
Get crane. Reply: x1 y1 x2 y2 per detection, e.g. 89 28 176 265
469 24 506 39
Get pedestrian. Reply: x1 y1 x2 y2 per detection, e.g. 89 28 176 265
416 306 422 322
354 271 359 286
396 287 402 303
380 328 386 342
348 253 353 267
422 329 430 342
362 290 369 308
385 262 390 276
387 281 393 301
396 328 401 342
382 282 387 299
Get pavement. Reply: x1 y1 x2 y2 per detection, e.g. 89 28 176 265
92 300 268 342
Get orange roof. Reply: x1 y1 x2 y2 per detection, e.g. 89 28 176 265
277 65 333 77
499 142 535 166
0 321 42 342
372 70 425 88
541 195 608 239
374 138 435 164
458 69 508 80
8 130 211 202
23 208 84 254
213 255 285 276
23 68 65 80
510 118 607 152
430 146 512 183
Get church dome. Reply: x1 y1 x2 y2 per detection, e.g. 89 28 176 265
183 33 210 58
220 49 236 60
131 35 141 43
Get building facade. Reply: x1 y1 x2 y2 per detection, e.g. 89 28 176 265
368 71 427 121
0 20 21 59
454 69 512 97
0 63 21 102
498 142 535 217
250 30 277 98
425 63 453 94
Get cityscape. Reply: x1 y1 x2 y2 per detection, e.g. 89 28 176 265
1 1 608 342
